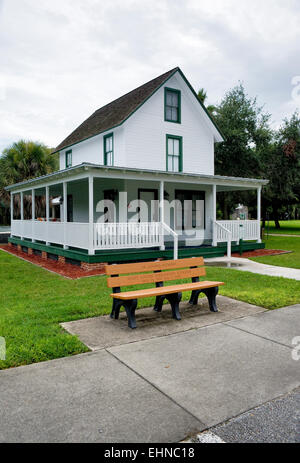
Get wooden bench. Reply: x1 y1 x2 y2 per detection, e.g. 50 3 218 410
104 257 225 329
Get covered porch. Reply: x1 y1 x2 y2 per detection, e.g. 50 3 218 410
8 164 267 261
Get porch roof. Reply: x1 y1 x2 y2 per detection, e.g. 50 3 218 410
5 162 268 193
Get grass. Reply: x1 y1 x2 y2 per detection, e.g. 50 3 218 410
0 249 300 370
251 235 300 269
264 220 300 235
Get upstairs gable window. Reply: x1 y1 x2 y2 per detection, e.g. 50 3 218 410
104 133 114 166
166 135 182 172
165 88 181 123
65 150 72 168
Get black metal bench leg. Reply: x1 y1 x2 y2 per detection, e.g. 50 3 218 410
202 287 219 312
189 290 201 305
123 299 138 329
166 292 182 321
110 299 122 319
154 295 165 312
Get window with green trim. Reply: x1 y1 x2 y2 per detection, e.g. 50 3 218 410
165 88 181 123
104 133 114 166
65 150 72 168
166 135 182 173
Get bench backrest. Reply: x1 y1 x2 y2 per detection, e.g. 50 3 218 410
105 257 206 289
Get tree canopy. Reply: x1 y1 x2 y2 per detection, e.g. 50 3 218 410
199 83 299 225
0 140 58 213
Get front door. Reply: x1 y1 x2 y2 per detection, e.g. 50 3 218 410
138 189 158 222
175 190 205 234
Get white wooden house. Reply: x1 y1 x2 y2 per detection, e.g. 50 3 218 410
7 67 268 268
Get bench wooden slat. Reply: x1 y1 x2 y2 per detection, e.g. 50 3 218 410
104 257 204 276
107 267 206 288
111 281 225 300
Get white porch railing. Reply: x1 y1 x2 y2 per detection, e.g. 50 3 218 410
216 220 260 242
11 220 179 258
213 219 261 257
94 222 179 259
11 220 90 250
94 222 162 249
12 219 259 259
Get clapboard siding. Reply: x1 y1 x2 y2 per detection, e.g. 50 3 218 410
59 126 126 170
123 72 215 175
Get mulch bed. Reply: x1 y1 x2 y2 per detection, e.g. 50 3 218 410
0 244 105 279
232 249 292 258
0 245 291 279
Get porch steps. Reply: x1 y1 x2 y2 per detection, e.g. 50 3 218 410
8 236 265 264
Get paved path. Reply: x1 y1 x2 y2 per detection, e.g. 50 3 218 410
205 256 300 280
0 304 299 443
268 234 300 237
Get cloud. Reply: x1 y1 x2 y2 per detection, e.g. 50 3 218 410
0 0 299 153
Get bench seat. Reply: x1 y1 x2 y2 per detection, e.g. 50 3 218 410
111 281 225 300
105 257 225 329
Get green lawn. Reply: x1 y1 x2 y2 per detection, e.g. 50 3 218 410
251 235 300 269
264 220 300 235
0 249 300 370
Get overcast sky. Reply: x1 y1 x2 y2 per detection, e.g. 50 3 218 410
0 0 299 153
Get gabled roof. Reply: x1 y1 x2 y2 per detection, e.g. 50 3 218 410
53 67 224 154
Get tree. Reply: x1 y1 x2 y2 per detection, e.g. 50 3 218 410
260 113 300 228
197 88 217 115
197 88 207 104
0 140 59 223
214 83 271 177
213 84 272 218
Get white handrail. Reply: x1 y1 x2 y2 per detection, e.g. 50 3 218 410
161 222 178 260
213 221 232 258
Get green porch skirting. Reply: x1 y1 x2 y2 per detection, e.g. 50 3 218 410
8 236 265 264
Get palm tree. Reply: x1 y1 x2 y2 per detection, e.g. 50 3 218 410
197 88 207 104
197 88 218 115
0 140 59 222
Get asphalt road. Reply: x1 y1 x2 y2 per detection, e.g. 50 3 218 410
194 388 300 443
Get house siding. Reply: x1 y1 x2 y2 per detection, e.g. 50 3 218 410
59 126 126 170
123 72 215 175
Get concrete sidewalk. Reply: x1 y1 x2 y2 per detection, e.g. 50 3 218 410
205 256 300 281
61 296 265 351
0 305 299 442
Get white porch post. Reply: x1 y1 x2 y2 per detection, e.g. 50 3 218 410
32 189 35 242
159 180 165 250
46 186 50 246
88 175 95 255
20 191 24 240
212 184 217 247
257 186 262 243
10 193 13 236
63 181 68 250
